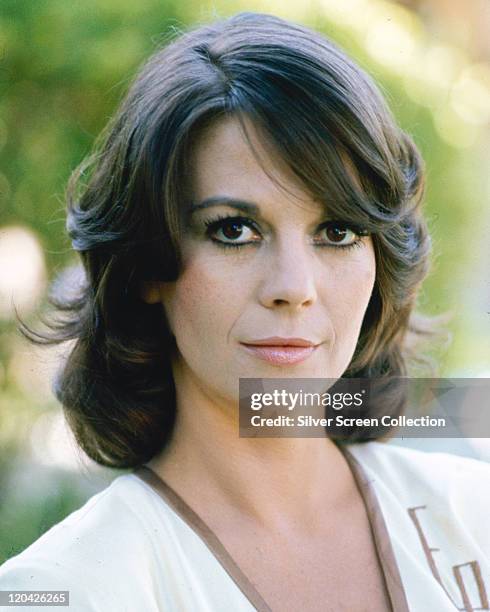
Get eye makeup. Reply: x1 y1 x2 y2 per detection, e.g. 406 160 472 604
201 212 369 252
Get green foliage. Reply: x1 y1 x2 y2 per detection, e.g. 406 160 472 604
1 0 188 266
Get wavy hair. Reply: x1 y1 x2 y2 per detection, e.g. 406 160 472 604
25 12 439 467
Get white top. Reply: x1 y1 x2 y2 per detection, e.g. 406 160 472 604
0 441 489 612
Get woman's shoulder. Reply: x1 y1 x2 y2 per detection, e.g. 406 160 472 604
0 472 171 610
346 440 490 480
345 440 490 508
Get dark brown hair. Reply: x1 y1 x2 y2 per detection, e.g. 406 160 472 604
27 12 437 468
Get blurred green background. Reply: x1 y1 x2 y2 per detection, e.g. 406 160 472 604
1 0 489 563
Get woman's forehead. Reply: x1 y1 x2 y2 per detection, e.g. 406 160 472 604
188 115 325 214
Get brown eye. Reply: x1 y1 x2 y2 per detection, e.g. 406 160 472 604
204 215 261 247
220 220 245 240
326 225 348 243
316 222 358 247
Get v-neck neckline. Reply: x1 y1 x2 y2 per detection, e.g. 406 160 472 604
133 442 409 612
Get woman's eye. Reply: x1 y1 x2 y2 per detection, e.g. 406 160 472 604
315 222 361 248
203 216 366 250
204 216 260 246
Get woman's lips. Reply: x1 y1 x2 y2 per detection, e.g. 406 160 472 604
240 343 318 365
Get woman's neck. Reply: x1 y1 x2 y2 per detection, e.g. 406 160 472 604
147 365 358 532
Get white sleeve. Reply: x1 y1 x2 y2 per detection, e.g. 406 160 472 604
0 556 117 612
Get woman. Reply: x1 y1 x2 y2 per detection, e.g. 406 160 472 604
1 12 489 612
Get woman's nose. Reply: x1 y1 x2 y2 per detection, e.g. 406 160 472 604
257 238 318 311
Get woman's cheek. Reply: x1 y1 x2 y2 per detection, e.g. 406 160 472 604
168 260 240 336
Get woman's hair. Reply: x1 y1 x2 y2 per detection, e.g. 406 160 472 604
25 12 437 468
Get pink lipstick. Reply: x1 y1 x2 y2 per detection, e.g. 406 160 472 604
240 337 319 366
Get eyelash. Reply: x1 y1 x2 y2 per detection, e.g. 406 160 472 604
203 214 368 251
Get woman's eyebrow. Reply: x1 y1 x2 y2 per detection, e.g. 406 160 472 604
190 196 260 216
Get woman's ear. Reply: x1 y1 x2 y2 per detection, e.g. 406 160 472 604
139 281 162 304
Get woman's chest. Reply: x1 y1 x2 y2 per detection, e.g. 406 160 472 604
214 510 393 612
239 541 391 611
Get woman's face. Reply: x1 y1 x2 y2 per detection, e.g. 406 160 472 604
142 117 376 405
